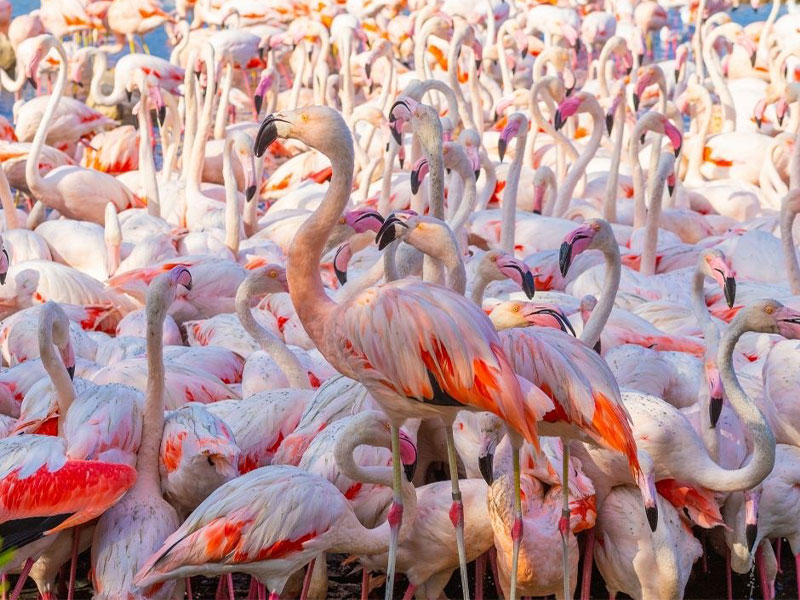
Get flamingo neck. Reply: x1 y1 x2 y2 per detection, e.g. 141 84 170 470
640 155 670 276
137 78 162 217
38 308 74 438
580 239 620 349
703 33 735 133
447 25 473 130
286 137 353 349
501 122 528 254
26 39 68 201
213 62 234 140
222 137 241 256
603 100 625 223
554 101 603 216
781 203 800 295
187 48 217 198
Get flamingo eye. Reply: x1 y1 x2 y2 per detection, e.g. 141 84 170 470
268 270 277 278
512 305 520 312
339 217 346 224
490 255 497 262
765 305 775 315
591 223 600 231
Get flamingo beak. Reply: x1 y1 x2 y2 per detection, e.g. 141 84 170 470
376 214 409 250
399 430 417 481
254 114 290 157
333 243 351 286
409 157 429 195
745 489 759 551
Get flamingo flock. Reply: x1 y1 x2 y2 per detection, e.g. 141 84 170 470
0 0 799 598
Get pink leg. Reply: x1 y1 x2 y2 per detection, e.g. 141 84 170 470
755 544 771 600
701 530 708 573
9 558 33 600
795 553 800 600
187 577 194 600
300 558 315 600
402 583 415 600
775 538 783 574
581 528 595 600
726 547 733 600
360 567 369 600
489 546 501 598
215 576 225 600
227 574 235 600
475 552 486 600
247 577 256 600
67 526 80 600
258 582 267 600
2 574 7 600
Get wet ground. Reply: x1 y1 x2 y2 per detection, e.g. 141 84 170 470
8 536 798 599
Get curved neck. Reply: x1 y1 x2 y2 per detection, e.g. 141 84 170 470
39 309 74 438
686 89 713 182
137 78 161 217
581 241 620 348
235 285 310 389
692 268 715 332
703 34 735 133
331 423 417 555
715 317 776 491
0 166 18 230
603 100 625 223
448 165 477 235
180 62 198 181
554 102 603 216
781 202 800 295
26 40 68 199
0 59 26 93
89 51 125 105
447 27 474 130
290 43 308 110
187 48 217 196
496 28 514 96
501 125 527 253
222 137 240 256
286 135 353 349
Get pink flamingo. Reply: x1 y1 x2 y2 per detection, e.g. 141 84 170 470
134 410 418 600
254 106 550 599
107 0 171 54
91 266 191 600
22 35 140 224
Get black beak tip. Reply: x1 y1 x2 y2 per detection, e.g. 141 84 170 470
558 241 572 277
521 48 528 60
391 128 402 146
633 94 640 111
674 146 681 158
403 461 417 482
0 273 6 286
255 118 279 158
246 185 257 202
554 111 564 131
67 365 75 381
709 397 723 428
365 64 372 80
335 267 347 286
498 139 506 163
724 277 736 308
410 170 421 195
778 114 785 127
523 272 535 300
565 85 574 97
605 114 614 135
750 53 757 68
593 339 602 354
746 523 757 552
479 453 494 486
27 77 37 90
668 183 675 196
474 169 480 182
254 95 263 115
646 506 658 531
125 89 132 102
674 70 680 83
157 106 166 126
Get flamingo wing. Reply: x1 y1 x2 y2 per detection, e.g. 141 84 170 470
335 280 548 445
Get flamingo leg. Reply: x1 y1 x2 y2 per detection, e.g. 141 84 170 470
268 592 279 600
2 573 6 600
258 582 267 600
67 526 80 600
360 567 369 600
489 547 500 598
726 546 732 600
444 425 470 600
795 553 800 600
755 543 771 600
775 538 783 574
510 447 523 600
9 558 33 600
128 35 136 54
580 528 595 600
187 577 194 600
474 552 486 600
560 443 571 600
384 425 404 600
402 584 416 600
300 558 316 600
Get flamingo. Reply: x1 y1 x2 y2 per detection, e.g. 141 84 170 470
255 106 551 600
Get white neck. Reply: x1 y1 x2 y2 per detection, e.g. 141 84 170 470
580 240 620 348
554 100 604 216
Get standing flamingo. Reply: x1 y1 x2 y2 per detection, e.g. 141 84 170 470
254 106 551 600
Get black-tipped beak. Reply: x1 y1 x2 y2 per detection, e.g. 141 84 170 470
637 53 645 67
633 93 640 111
365 62 372 80
246 185 257 202
640 133 646 146
593 339 602 354
746 523 757 552
390 123 402 146
27 76 37 90
673 144 681 158
376 215 407 250
479 453 494 485
668 181 675 196
724 277 736 308
398 153 405 169
258 47 265 61
750 52 757 68
554 110 565 131
126 89 132 102
254 114 289 158
778 112 785 127
498 138 507 163
522 271 535 299
474 169 480 182
756 116 763 128
565 84 574 97
709 396 723 428
403 460 417 482
475 58 482 70
559 241 573 276
536 308 576 336
521 47 528 60
157 105 166 127
646 506 658 531
254 94 263 115
0 272 5 285
410 168 422 195
674 70 680 83
605 113 614 135
67 365 75 380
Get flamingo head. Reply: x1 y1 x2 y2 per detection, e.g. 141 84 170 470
744 487 760 551
375 210 418 250
343 208 385 234
559 219 612 276
0 236 8 286
701 249 736 308
253 69 276 115
633 65 662 111
488 300 575 335
482 251 536 299
497 113 527 162
333 242 353 286
553 92 587 131
166 266 193 291
659 116 683 157
387 96 419 145
753 97 767 129
704 359 724 428
398 428 418 481
255 107 353 160
409 156 429 195
476 412 505 485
